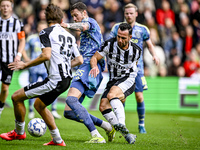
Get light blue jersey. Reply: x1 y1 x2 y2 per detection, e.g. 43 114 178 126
79 17 104 63
109 22 150 74
25 33 46 74
71 17 105 98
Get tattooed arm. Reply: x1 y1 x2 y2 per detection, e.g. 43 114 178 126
61 22 89 32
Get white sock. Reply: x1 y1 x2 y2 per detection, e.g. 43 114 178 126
110 98 125 125
91 129 102 138
15 120 25 135
103 111 119 126
50 128 63 143
100 121 112 132
0 107 4 114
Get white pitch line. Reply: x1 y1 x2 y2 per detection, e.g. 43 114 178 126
178 116 200 122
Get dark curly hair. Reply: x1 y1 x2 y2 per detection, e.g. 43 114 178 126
45 3 63 24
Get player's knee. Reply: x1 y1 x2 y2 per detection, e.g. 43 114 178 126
135 93 144 102
107 92 115 101
66 96 77 107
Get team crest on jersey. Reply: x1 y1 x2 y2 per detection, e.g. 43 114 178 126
134 31 141 38
39 30 45 35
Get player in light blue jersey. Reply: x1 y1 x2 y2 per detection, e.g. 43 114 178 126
24 21 61 120
61 2 115 143
109 3 159 134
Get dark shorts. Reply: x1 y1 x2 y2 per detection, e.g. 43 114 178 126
101 76 136 99
24 77 72 106
0 62 14 85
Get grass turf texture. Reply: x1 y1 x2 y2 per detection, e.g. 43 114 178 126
0 108 200 150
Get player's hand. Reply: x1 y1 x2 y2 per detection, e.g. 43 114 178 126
89 66 99 78
60 22 68 28
8 61 26 70
153 55 160 66
14 55 21 62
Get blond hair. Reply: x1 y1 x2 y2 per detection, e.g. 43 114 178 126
124 3 138 11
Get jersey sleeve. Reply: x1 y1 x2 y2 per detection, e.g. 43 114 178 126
143 26 150 41
39 29 51 48
109 24 119 39
98 41 109 57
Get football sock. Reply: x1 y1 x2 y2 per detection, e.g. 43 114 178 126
50 128 63 143
29 98 34 112
91 129 103 138
64 110 111 131
0 101 5 108
66 96 96 132
137 101 145 125
100 121 112 132
110 98 125 125
51 99 57 111
15 120 25 135
102 108 119 126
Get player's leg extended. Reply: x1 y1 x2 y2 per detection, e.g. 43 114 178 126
135 75 147 133
0 88 28 140
65 87 106 143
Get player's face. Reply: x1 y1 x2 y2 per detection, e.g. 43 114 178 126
0 1 13 19
71 9 85 23
124 7 138 24
117 29 131 50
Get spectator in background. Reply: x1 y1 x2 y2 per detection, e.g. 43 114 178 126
191 42 200 62
23 13 37 36
183 52 200 77
103 0 124 33
156 0 175 42
168 55 185 77
85 0 104 18
184 25 194 55
14 0 33 21
191 0 200 43
164 30 183 66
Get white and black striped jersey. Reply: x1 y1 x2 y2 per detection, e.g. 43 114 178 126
98 37 142 80
39 24 80 81
0 16 24 63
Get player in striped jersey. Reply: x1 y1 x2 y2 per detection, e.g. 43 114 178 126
0 4 83 146
90 23 141 144
61 2 114 143
109 3 160 134
0 0 25 117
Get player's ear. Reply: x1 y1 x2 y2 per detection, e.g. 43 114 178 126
61 18 63 23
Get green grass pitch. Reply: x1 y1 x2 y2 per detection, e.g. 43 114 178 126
0 108 200 150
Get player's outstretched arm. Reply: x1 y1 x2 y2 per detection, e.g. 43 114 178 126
8 47 51 70
61 22 89 32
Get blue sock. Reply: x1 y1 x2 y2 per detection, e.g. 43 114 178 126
66 96 96 132
29 98 34 112
137 101 145 125
64 110 103 127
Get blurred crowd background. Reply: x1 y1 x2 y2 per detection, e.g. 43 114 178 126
11 0 200 78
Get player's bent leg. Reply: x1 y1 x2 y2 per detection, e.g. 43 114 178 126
34 98 65 145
